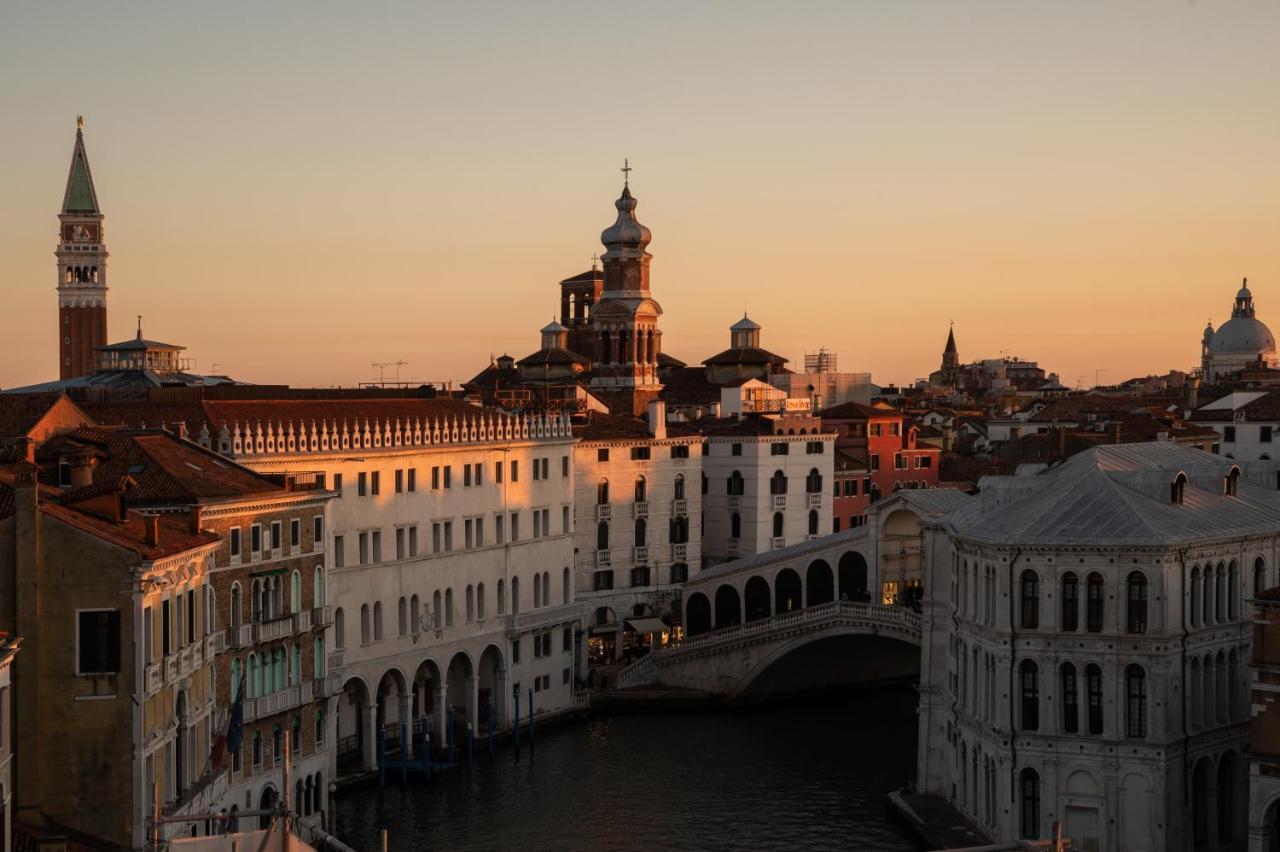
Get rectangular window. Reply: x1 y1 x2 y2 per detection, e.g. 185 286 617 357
371 471 380 495
409 525 418 557
333 473 343 495
143 606 153 662
359 532 369 565
334 535 345 568
444 466 452 488
597 448 609 462
594 571 614 591
495 461 504 483
496 514 505 544
444 521 453 551
1224 426 1236 442
465 519 474 548
1264 426 1274 444
731 443 742 456
542 508 550 536
563 668 571 685
475 517 484 547
358 472 368 496
894 453 906 470
162 599 171 656
563 627 573 652
474 463 483 486
870 455 880 472
533 512 541 538
771 443 789 456
395 469 404 493
78 610 121 674
510 512 520 542
541 458 550 479
806 441 824 454
671 445 689 459
432 466 440 489
408 468 417 491
230 527 241 558
313 516 323 549
630 447 651 461
919 455 933 469
290 518 300 549
271 521 282 551
562 455 570 476
533 460 540 481
465 465 473 487
562 505 570 534
251 524 262 556
511 460 519 482
512 639 521 664
432 523 441 553
396 527 406 560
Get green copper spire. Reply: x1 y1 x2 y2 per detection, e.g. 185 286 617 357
61 117 100 215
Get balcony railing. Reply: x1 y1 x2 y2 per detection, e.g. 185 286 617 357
672 543 688 561
227 624 253 649
145 663 163 694
327 651 345 672
633 546 648 562
243 680 314 724
772 536 787 550
772 494 788 510
634 501 649 519
504 602 584 635
313 675 341 698
727 495 741 510
204 630 226 658
596 549 612 566
164 654 179 682
728 538 741 556
596 504 611 521
253 614 294 644
311 605 333 627
808 493 822 509
293 609 313 634
673 499 688 515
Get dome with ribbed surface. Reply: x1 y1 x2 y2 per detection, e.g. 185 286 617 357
600 185 652 251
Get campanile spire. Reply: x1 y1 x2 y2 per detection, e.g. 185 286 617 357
56 117 109 380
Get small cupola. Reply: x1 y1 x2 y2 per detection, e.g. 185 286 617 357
730 313 761 349
540 318 569 351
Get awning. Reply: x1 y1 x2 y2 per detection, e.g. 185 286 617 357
625 617 669 635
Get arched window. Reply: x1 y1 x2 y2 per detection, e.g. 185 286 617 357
1020 768 1040 839
1060 663 1078 734
230 582 242 628
727 471 744 496
334 607 345 649
805 468 822 494
397 597 407 636
534 575 541 608
1226 466 1240 496
1060 573 1078 631
231 657 242 701
313 567 324 607
360 604 370 645
1126 572 1148 634
291 570 302 615
634 476 647 503
248 654 259 700
1086 664 1103 735
597 478 609 505
511 577 520 615
1256 557 1267 596
1228 561 1239 619
730 512 742 539
373 602 383 641
1204 567 1215 626
432 590 442 629
1020 570 1039 630
542 572 550 606
808 510 819 535
1086 573 1104 632
497 580 506 615
1125 665 1147 738
445 589 454 626
466 585 475 622
772 512 784 538
251 579 262 623
770 470 788 495
410 595 420 633
477 584 487 619
1229 649 1241 720
674 475 685 500
1190 565 1202 626
205 585 216 635
634 518 647 547
1019 659 1039 731
597 522 610 550
1171 472 1187 504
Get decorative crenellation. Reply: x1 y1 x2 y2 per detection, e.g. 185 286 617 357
196 410 573 458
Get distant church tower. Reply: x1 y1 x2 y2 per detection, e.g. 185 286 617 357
56 117 108 380
942 323 959 370
589 162 663 414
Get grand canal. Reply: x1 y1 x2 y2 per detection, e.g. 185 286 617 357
334 686 919 851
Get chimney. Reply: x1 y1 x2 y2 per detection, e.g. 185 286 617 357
65 448 95 488
175 421 189 441
647 400 667 440
1187 374 1201 412
19 437 35 465
189 505 204 535
144 514 160 547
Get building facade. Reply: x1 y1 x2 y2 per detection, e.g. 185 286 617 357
1249 586 1280 850
917 444 1259 851
0 634 18 852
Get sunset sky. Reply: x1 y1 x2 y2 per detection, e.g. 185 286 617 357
3 2 1279 391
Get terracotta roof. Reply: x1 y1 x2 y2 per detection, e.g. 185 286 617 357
43 499 218 560
659 368 721 406
701 347 789 368
0 393 68 437
820 401 894 420
695 415 832 438
560 269 603 284
515 348 592 368
834 448 868 472
573 412 699 441
657 352 687 369
1190 390 1280 422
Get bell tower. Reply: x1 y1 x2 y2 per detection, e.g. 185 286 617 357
56 117 108 380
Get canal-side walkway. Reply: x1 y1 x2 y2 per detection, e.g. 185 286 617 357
887 790 989 849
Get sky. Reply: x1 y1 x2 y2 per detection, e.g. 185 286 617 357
3 2 1279 391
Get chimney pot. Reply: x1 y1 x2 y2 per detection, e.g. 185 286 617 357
145 514 160 546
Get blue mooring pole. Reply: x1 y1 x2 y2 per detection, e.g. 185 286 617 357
528 690 534 746
487 701 495 757
513 686 521 749
448 709 456 765
400 719 408 783
377 727 386 788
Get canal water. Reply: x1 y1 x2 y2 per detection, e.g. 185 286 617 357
334 686 920 852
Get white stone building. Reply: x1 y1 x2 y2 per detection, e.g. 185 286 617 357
1192 390 1280 461
571 403 702 661
1201 280 1278 382
700 413 835 566
916 443 1266 851
193 399 581 772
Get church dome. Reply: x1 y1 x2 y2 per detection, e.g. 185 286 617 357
600 185 652 251
1210 316 1275 355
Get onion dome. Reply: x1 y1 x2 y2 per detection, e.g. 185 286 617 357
600 184 652 252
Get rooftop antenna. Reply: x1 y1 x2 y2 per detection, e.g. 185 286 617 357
372 360 409 386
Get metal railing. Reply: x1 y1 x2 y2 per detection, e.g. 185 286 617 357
634 501 649 518
673 499 688 515
596 548 612 566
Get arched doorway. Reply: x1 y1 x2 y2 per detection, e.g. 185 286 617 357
806 560 834 606
258 786 278 829
838 552 869 601
1192 757 1211 848
714 585 741 629
744 576 771 621
686 593 711 636
411 659 443 745
775 568 802 614
375 669 408 757
338 676 373 771
478 645 506 732
445 651 476 743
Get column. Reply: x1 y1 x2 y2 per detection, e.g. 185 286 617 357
465 675 479 732
495 667 509 730
432 684 447 749
360 704 377 772
398 693 413 758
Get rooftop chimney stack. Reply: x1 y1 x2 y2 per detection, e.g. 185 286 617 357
144 514 160 546
647 400 667 439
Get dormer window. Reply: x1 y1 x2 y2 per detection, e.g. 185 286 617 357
1171 472 1187 505
1225 466 1240 496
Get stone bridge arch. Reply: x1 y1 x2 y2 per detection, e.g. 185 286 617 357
728 626 922 700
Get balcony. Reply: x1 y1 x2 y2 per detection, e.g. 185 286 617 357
673 499 688 515
293 609 313 634
252 614 294 644
243 681 314 724
204 630 226 658
728 538 741 556
145 663 163 694
808 493 822 509
312 605 334 627
672 543 688 561
227 624 253 649
504 602 584 635
727 495 741 510
313 675 341 698
772 494 787 510
596 549 612 566
327 650 345 672
772 536 786 550
595 504 612 521
634 501 649 519
633 546 648 562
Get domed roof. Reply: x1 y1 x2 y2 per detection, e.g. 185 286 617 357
540 318 568 334
1211 316 1275 355
600 184 652 251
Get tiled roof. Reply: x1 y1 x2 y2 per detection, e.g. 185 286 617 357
659 368 721 406
1191 390 1280 422
572 412 699 441
43 499 218 560
701 347 789 367
0 393 69 437
515 348 592 368
820 401 894 420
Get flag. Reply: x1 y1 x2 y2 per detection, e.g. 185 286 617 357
211 672 246 771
